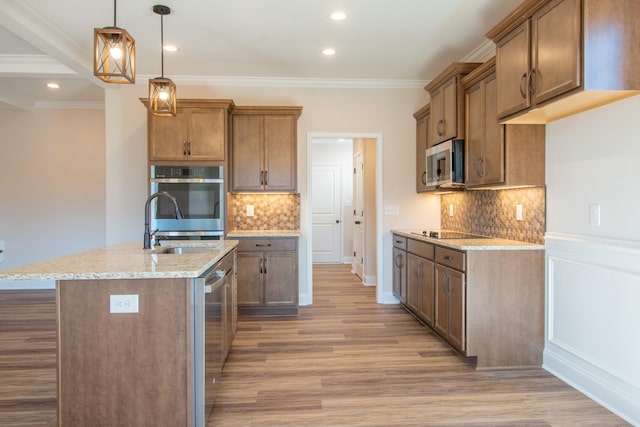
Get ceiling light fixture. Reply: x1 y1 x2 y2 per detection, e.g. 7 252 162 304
46 82 60 89
330 11 347 21
93 0 135 83
149 5 177 117
322 48 336 56
163 44 179 53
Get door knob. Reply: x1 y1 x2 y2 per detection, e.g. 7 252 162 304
336 220 340 223
355 221 361 224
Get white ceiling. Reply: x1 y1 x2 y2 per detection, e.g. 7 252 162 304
0 0 516 110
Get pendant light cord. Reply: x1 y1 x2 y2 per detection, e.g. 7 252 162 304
113 0 117 27
160 14 165 78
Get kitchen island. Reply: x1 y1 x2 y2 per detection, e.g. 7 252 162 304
0 240 238 427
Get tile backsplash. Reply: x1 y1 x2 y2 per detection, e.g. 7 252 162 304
440 187 546 244
229 193 300 230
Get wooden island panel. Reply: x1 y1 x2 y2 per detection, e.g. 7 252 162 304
57 278 193 427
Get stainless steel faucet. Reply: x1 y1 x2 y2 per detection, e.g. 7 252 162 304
144 191 183 249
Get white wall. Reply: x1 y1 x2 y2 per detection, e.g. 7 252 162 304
104 83 438 304
545 95 640 424
0 108 106 289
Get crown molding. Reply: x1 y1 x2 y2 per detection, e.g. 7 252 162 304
0 54 76 75
34 100 104 110
460 39 496 63
137 74 428 89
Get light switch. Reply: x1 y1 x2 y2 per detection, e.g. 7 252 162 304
246 205 254 217
449 204 454 217
589 204 601 226
384 205 400 215
516 204 523 221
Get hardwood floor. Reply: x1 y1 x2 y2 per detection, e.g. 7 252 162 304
211 264 627 426
0 265 628 426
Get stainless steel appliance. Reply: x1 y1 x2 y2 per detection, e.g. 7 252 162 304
425 139 465 189
150 165 224 240
410 230 489 239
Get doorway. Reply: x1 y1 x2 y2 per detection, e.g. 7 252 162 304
306 133 383 305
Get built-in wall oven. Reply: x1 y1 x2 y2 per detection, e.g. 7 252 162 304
150 165 224 240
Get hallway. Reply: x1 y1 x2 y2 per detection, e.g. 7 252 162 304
211 264 626 426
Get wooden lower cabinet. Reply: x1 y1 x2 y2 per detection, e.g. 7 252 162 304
236 237 298 316
392 232 545 369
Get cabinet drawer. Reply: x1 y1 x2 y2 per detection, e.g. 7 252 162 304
407 239 434 260
237 238 297 252
392 235 407 250
435 246 465 271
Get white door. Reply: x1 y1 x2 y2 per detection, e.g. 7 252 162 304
353 153 364 279
312 164 342 263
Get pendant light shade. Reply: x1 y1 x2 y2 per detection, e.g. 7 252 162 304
149 5 177 117
93 0 135 83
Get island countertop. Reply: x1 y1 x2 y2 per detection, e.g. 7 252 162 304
392 229 544 251
0 240 238 281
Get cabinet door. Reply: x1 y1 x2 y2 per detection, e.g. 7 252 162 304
415 111 430 192
232 115 264 192
392 248 406 304
430 88 444 145
264 116 296 192
236 252 263 306
447 268 466 352
188 108 226 161
482 73 505 185
464 80 485 186
406 254 422 314
496 21 531 119
531 0 581 105
264 251 297 306
148 111 188 161
434 265 449 338
418 259 435 327
440 77 458 141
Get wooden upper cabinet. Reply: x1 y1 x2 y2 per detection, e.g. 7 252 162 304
413 104 431 193
488 0 640 124
463 58 545 189
425 62 482 146
231 106 302 193
143 99 234 163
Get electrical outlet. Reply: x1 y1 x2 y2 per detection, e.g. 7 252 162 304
589 204 601 226
449 204 454 217
516 204 523 221
0 240 5 264
110 294 139 314
246 205 254 217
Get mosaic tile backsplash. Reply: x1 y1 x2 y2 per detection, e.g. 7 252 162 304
229 193 300 230
440 187 546 244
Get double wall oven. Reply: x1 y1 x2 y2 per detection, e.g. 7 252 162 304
150 165 224 240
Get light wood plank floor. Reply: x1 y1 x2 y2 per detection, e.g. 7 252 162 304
211 264 628 426
0 265 628 426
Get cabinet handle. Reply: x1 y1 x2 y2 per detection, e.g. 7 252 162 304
264 170 268 185
260 171 265 185
529 68 537 96
436 119 445 136
443 255 452 261
263 258 267 274
421 171 426 185
519 72 528 99
183 140 188 156
443 273 451 296
355 221 361 225
395 254 404 268
187 141 191 156
417 261 423 279
477 158 485 177
255 244 272 247
259 258 263 274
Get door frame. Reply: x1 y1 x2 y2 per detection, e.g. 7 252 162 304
305 132 383 305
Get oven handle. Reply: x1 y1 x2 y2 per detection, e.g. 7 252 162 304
150 178 224 184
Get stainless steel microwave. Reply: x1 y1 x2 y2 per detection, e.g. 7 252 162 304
425 139 465 189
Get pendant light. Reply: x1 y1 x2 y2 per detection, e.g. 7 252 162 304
149 5 177 117
93 0 135 83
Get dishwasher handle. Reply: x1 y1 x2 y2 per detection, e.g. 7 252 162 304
204 270 226 293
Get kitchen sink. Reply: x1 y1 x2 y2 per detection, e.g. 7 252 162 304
151 246 215 255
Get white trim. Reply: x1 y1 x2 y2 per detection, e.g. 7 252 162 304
460 39 496 63
306 132 384 304
0 54 77 74
34 100 104 110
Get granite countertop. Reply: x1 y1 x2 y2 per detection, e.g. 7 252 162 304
0 240 239 281
226 230 301 238
392 229 544 251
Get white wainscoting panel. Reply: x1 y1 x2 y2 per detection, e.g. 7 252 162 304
545 232 640 425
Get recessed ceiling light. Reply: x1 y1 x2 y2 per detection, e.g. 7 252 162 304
46 82 60 89
330 11 347 21
163 44 179 53
322 48 336 56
